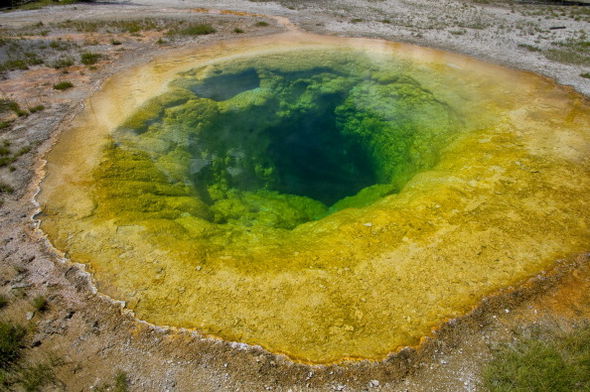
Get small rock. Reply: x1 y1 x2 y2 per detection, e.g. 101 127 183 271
363 222 373 227
195 265 202 271
368 379 380 388
26 312 34 320
333 385 345 391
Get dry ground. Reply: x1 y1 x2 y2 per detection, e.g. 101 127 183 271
0 0 589 391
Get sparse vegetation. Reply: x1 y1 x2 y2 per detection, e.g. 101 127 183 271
0 295 8 309
483 324 590 392
94 370 130 392
0 141 31 168
581 73 590 79
233 28 245 34
544 33 590 66
53 81 74 90
255 21 269 27
50 56 74 69
518 43 541 52
0 99 27 117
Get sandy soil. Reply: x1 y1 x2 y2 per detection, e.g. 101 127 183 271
0 0 589 391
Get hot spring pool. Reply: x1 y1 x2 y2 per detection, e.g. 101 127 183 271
38 32 590 363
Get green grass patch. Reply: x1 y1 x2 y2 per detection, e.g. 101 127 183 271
28 105 44 113
53 81 73 90
168 23 216 36
255 21 269 27
545 34 590 66
50 56 74 69
581 72 590 79
80 52 102 65
0 183 14 194
233 28 245 34
483 324 590 392
518 43 541 52
114 370 129 392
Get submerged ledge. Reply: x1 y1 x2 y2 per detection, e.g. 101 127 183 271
36 32 590 363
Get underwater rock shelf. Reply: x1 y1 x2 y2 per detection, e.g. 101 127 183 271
38 33 590 363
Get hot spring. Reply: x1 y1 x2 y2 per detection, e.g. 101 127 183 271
38 33 590 363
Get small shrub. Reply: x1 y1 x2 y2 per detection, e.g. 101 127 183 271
255 21 269 27
0 183 14 194
28 105 44 113
53 81 73 90
233 28 245 34
0 322 26 369
351 18 364 23
0 295 8 309
0 121 12 130
111 39 122 45
31 296 48 312
581 72 590 79
80 52 102 65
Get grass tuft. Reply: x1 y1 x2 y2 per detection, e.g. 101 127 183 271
114 370 129 392
31 296 48 312
0 322 26 370
483 324 590 392
53 81 73 91
168 23 216 36
0 183 14 194
28 105 44 114
80 52 102 65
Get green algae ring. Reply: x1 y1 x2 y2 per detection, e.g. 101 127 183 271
38 33 590 363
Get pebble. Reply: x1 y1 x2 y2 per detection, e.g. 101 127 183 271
368 379 380 388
